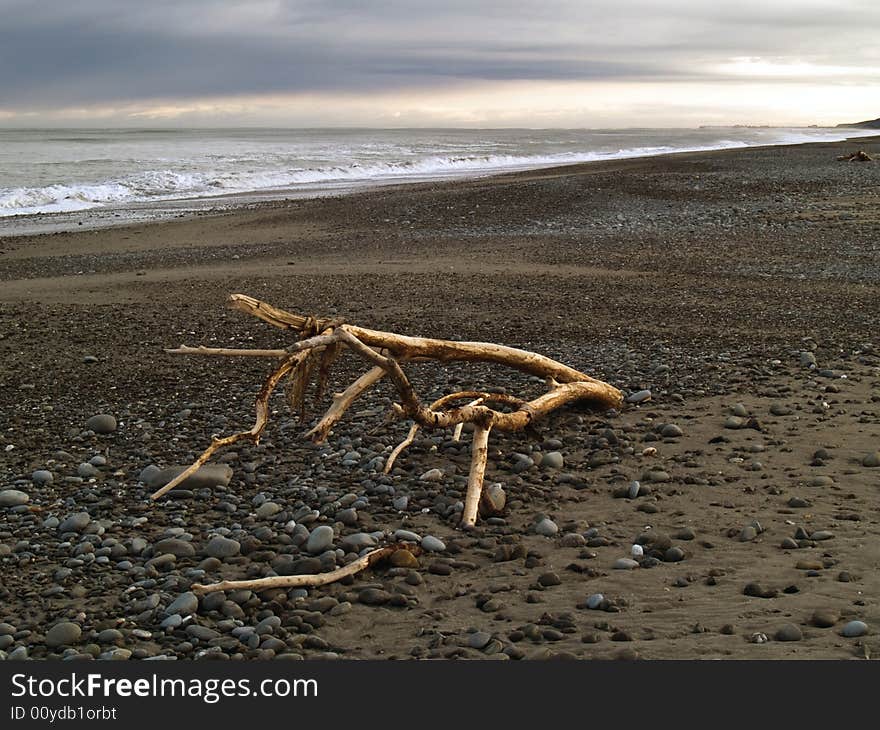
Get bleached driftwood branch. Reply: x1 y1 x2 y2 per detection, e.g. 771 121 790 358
155 294 623 530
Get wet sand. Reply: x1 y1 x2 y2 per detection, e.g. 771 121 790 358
0 136 878 660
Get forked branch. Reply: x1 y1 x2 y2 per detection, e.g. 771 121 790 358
157 295 623 535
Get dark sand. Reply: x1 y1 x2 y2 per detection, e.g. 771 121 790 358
1 136 879 660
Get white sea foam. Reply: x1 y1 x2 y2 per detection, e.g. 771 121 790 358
0 127 874 218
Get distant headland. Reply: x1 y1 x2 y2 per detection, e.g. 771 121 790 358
836 117 880 128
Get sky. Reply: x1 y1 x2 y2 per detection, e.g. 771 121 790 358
1 0 878 128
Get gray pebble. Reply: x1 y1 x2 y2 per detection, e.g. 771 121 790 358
0 489 30 507
421 535 446 552
775 623 803 642
45 621 82 648
841 621 868 638
204 536 241 559
306 525 335 554
542 452 564 469
587 593 604 609
468 631 492 649
613 558 639 570
85 414 117 434
166 592 199 617
31 470 53 486
626 390 652 404
340 533 378 552
255 501 282 519
77 462 99 478
533 518 559 537
58 512 91 533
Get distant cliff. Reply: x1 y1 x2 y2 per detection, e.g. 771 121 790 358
837 117 880 128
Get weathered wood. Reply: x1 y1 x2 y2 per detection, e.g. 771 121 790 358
190 544 410 594
161 294 623 529
462 424 491 528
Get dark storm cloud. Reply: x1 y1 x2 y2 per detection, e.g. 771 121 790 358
1 0 878 109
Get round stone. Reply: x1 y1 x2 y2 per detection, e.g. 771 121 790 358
165 592 199 617
542 451 564 469
626 390 652 404
421 535 446 552
45 621 82 648
255 501 282 519
85 414 117 434
58 512 91 533
613 558 639 570
138 464 162 484
154 538 196 557
586 593 604 609
841 621 868 638
660 424 683 438
533 518 558 537
739 526 758 542
77 462 99 478
628 481 641 499
0 489 30 507
468 631 492 650
306 525 335 554
631 544 644 558
31 470 53 486
664 546 686 562
861 453 880 468
774 623 803 642
204 536 241 559
810 609 839 628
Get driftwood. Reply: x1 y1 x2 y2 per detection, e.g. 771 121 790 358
837 150 873 162
156 294 622 533
191 544 413 594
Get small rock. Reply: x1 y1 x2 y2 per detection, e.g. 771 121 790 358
841 621 868 638
148 464 233 491
743 582 777 599
480 484 506 515
468 632 492 650
86 414 117 434
664 547 685 562
306 525 335 554
389 549 419 568
255 501 282 519
166 592 199 617
586 593 604 610
421 535 446 552
45 622 82 648
537 572 561 587
861 453 880 468
533 518 558 537
660 424 683 438
775 623 803 642
626 390 652 404
0 489 30 507
77 462 99 478
420 468 444 482
739 526 758 542
542 452 564 469
31 470 53 486
810 609 839 628
58 512 91 533
613 558 639 570
204 536 241 559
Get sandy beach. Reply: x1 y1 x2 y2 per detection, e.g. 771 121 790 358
1 135 878 660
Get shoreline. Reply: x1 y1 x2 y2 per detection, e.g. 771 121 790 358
1 134 878 660
2 131 878 239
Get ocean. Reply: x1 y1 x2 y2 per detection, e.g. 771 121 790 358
0 126 873 234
